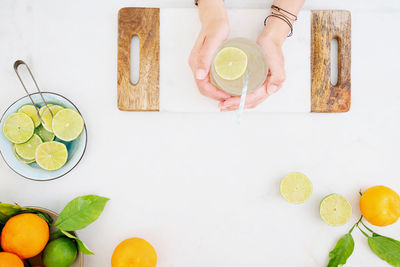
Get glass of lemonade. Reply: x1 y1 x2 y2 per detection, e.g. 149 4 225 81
210 38 268 96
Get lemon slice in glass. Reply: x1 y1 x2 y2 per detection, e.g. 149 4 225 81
280 172 313 204
13 145 35 164
18 104 41 127
320 193 352 226
35 125 55 142
36 141 68 171
40 105 64 132
52 109 84 142
214 47 248 80
2 113 35 144
15 134 43 161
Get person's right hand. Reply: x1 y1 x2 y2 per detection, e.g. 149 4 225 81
189 0 231 101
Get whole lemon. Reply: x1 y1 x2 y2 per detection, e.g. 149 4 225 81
112 238 157 267
42 237 77 267
1 213 49 259
360 185 400 226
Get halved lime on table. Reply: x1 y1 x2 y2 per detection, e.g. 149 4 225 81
319 193 352 226
280 172 313 204
52 109 84 142
214 47 248 80
36 141 68 171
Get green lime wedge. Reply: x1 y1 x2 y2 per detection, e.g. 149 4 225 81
214 47 248 80
52 109 84 142
15 134 43 161
13 145 35 164
18 104 41 127
35 124 55 142
280 172 313 204
320 193 352 226
2 113 35 144
36 141 68 171
40 105 64 132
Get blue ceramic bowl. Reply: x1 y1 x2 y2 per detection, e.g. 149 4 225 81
0 92 87 181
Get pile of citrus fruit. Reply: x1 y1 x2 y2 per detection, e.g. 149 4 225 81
0 195 108 267
2 104 84 170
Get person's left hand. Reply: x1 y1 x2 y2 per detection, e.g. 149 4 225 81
218 28 287 111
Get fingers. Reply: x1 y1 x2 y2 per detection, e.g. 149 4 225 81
196 77 231 101
218 83 269 111
189 32 230 101
259 42 286 95
195 35 223 80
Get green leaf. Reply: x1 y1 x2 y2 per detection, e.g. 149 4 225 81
327 233 355 267
54 195 109 231
61 230 94 255
0 203 53 224
368 234 400 266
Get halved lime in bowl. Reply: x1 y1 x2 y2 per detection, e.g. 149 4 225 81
18 104 41 127
15 134 42 161
52 109 84 142
0 92 87 181
2 113 34 144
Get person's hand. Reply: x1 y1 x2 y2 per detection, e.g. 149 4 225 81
218 19 288 111
189 0 231 101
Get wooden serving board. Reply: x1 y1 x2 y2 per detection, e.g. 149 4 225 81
117 8 351 113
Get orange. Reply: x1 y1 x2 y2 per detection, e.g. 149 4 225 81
360 185 400 226
112 238 157 267
0 252 24 267
1 213 49 259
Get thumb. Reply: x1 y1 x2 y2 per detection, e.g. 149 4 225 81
267 63 286 95
195 36 221 80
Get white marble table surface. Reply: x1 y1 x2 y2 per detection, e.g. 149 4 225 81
1 0 400 266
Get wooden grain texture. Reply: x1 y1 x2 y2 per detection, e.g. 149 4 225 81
311 10 351 113
118 8 160 111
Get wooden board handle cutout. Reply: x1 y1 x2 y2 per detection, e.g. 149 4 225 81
311 10 351 113
118 8 160 111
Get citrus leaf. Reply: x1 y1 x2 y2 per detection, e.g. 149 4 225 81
368 234 400 266
55 195 109 231
0 203 53 224
327 233 355 267
61 230 94 255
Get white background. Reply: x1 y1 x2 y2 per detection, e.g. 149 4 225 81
1 0 400 266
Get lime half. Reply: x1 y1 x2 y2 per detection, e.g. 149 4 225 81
320 193 352 226
36 141 68 171
35 125 55 142
15 134 43 161
18 104 41 127
280 172 313 204
214 47 248 80
52 109 84 142
2 113 35 144
40 105 64 132
13 145 35 164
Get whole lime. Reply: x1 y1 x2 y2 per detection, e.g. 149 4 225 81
42 237 77 267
